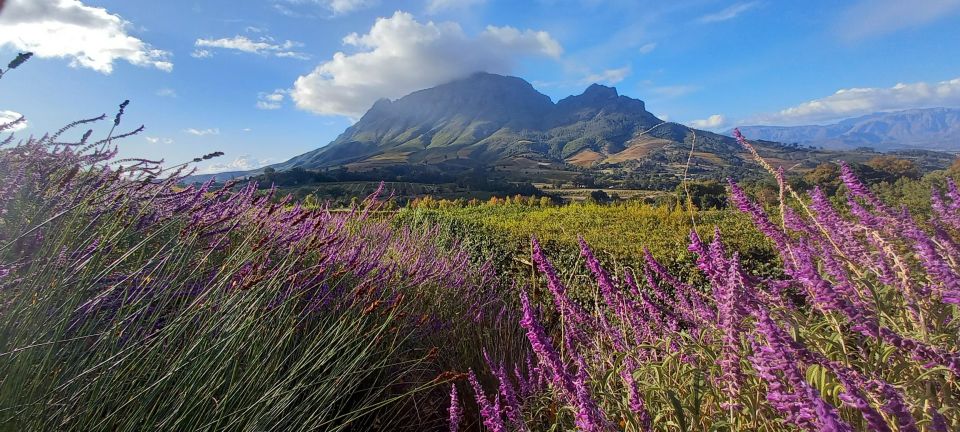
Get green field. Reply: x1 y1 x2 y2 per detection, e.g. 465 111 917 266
396 202 779 284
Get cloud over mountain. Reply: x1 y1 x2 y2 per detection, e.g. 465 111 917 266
0 0 172 74
199 155 274 174
290 11 562 118
579 67 631 85
752 76 960 125
689 114 727 130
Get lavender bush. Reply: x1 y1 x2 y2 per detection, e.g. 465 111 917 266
0 104 516 430
457 130 960 431
2 53 957 429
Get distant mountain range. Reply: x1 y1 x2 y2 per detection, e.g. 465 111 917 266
733 108 960 152
193 73 954 186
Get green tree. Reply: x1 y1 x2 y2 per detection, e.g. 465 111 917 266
588 189 610 204
866 156 921 182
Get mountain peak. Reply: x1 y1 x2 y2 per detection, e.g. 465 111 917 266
583 83 618 99
370 97 392 110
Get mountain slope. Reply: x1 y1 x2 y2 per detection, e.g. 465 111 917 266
270 73 815 181
734 108 960 151
195 74 954 186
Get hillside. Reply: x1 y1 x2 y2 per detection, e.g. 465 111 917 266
734 108 960 152
273 73 806 182
194 74 954 187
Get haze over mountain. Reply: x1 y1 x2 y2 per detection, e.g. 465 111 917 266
734 108 960 152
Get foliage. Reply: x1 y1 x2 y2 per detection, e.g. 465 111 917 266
245 165 544 200
449 130 960 431
0 111 519 431
3 56 959 430
397 200 779 287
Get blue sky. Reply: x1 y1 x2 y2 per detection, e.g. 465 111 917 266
1 0 959 173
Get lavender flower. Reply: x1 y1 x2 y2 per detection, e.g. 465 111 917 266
620 362 652 432
867 380 918 432
902 222 960 305
578 236 623 311
519 291 576 397
468 369 506 432
713 255 747 405
449 384 462 432
531 237 591 325
571 352 610 432
484 350 525 428
827 364 890 432
928 404 949 432
728 180 790 252
839 162 893 217
750 309 853 431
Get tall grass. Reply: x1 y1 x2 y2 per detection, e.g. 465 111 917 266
0 107 519 430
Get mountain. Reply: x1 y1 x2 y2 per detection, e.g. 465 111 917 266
264 72 819 182
733 108 960 152
195 74 953 186
275 72 686 170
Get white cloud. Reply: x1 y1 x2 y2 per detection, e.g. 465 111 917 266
0 0 172 74
242 128 253 132
198 155 273 174
698 1 760 23
276 0 376 16
426 0 487 14
184 128 220 136
689 114 727 130
194 35 308 59
291 11 563 117
751 76 960 125
837 0 960 41
256 89 288 110
191 49 213 59
145 136 174 144
638 42 657 54
580 66 630 85
0 110 28 132
156 88 177 98
329 0 374 13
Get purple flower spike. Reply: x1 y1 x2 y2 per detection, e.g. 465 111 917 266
929 404 949 432
728 180 790 253
868 381 918 432
449 384 462 432
468 369 506 432
531 237 591 326
519 291 576 397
